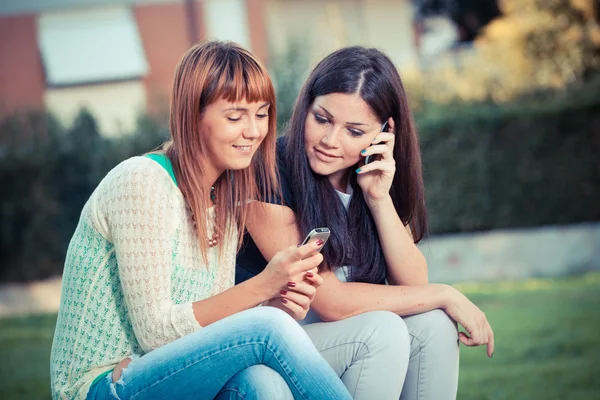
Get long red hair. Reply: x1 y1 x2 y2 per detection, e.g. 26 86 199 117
164 41 278 262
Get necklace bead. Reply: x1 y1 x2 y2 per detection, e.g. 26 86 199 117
188 186 218 247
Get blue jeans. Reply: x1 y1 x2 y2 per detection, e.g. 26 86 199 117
215 365 293 400
87 307 351 400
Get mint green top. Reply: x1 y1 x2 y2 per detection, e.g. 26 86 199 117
50 155 236 399
144 153 178 186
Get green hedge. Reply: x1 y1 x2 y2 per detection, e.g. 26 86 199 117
1 91 599 282
0 110 168 282
420 92 600 233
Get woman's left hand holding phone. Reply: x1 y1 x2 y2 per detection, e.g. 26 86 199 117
259 241 325 320
357 117 396 204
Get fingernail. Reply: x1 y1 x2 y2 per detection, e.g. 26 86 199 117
316 239 324 246
361 149 366 154
297 243 301 247
279 289 288 296
287 281 296 287
355 168 361 173
305 271 314 278
281 298 288 304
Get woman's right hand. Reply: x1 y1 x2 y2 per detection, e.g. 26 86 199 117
259 240 325 298
443 286 495 358
263 267 324 320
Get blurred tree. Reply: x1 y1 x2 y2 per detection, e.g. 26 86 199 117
412 0 500 41
452 0 501 42
71 108 99 136
0 108 167 282
268 39 309 130
406 0 600 103
476 0 600 96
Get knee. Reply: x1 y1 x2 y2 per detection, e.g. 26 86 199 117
246 306 311 344
250 306 297 328
219 365 293 400
360 311 411 355
407 309 458 347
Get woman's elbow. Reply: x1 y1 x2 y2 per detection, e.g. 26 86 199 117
388 260 429 285
410 252 429 284
417 257 429 284
420 255 429 283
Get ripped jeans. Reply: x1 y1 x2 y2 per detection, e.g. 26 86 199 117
86 307 351 400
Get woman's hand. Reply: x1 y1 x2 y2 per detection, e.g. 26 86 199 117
443 287 495 358
357 117 396 204
264 267 324 320
258 240 324 298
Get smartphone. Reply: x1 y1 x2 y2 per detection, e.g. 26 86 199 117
300 227 330 252
364 121 389 165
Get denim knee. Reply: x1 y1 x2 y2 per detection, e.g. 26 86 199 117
246 307 313 346
423 309 458 341
360 310 411 357
406 309 458 351
216 365 293 400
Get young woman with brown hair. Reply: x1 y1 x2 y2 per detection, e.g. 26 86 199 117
237 46 495 400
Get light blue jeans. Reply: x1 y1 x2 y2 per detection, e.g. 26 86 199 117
401 310 459 400
86 307 352 400
216 310 415 400
213 309 459 400
299 309 459 399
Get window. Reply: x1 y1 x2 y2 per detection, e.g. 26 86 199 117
37 6 149 87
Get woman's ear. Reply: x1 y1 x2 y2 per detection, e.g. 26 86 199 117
386 117 395 132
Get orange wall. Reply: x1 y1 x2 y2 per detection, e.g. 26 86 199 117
0 14 45 115
134 1 205 113
246 0 268 64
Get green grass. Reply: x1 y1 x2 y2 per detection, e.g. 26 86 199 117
455 274 600 400
0 313 57 400
1 274 599 400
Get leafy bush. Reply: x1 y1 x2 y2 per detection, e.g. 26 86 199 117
406 0 600 104
268 38 310 130
420 86 600 233
0 110 168 282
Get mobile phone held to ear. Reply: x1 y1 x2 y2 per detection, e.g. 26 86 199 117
364 121 389 165
301 227 330 252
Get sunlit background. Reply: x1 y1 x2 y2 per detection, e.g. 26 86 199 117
0 0 599 399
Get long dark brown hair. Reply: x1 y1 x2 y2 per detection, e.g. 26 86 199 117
164 41 278 262
284 46 427 284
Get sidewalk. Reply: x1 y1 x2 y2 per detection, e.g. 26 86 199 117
0 276 62 317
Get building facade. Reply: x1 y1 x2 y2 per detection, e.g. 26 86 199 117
0 0 456 135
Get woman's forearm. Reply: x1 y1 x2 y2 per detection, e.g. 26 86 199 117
312 274 452 321
191 274 272 326
367 195 428 285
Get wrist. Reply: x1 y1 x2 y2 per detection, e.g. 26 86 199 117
365 193 393 212
249 273 277 301
437 284 457 310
